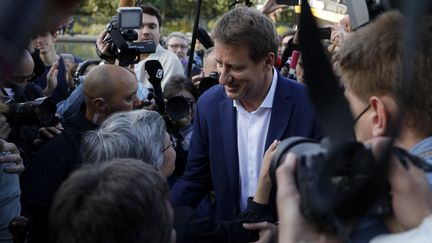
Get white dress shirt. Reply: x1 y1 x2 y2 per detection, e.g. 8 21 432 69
370 215 432 243
235 68 278 210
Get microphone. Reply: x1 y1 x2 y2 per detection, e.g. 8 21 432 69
288 50 300 80
118 0 135 7
145 60 165 114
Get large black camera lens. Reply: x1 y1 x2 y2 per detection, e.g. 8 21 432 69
165 96 192 121
270 137 391 233
5 97 59 127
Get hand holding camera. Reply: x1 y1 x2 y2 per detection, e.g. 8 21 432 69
0 114 11 140
0 139 24 174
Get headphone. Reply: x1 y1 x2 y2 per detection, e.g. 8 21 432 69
73 59 102 84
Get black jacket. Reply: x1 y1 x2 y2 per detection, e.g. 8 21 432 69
20 106 97 243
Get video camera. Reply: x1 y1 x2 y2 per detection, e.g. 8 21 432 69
102 7 156 66
345 0 397 29
2 97 59 127
269 137 432 233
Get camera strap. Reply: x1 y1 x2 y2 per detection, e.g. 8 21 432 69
298 0 355 146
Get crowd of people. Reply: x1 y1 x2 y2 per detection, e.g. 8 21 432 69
0 0 431 243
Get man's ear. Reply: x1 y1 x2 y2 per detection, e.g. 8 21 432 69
93 97 108 112
369 96 388 137
52 32 58 41
264 52 275 71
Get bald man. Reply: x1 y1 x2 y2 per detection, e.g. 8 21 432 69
20 64 139 243
1 49 35 102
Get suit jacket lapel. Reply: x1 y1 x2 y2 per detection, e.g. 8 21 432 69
219 96 240 205
265 73 294 149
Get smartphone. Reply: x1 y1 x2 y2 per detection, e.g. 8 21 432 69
275 0 300 5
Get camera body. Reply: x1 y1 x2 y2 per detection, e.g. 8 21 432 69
199 71 219 94
345 0 397 29
3 97 59 127
270 137 391 231
105 7 156 66
165 96 194 122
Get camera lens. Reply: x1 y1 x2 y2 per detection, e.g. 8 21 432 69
166 96 191 121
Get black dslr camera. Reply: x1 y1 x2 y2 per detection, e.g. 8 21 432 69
269 137 432 233
103 7 156 66
165 96 194 122
3 97 59 127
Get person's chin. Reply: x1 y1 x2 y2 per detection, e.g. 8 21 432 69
224 87 240 100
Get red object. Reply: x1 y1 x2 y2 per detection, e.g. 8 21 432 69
290 50 300 70
275 55 282 68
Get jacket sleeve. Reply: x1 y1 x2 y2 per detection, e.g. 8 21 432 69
170 98 213 208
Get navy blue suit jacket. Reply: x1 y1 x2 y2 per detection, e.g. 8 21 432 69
171 71 322 220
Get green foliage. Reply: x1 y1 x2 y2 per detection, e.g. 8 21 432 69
72 0 295 35
76 0 119 23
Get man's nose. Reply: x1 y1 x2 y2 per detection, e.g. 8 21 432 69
218 68 231 85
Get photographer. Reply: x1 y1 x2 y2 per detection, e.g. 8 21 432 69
0 49 32 242
20 64 140 242
163 74 198 183
275 137 432 243
277 9 432 243
96 4 183 90
334 10 432 190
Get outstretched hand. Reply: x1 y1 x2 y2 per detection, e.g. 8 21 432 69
260 0 289 21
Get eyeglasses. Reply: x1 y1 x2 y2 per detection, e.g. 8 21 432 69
168 44 188 50
163 142 174 152
353 104 371 125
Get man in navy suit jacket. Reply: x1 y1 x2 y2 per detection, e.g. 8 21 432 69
171 7 322 222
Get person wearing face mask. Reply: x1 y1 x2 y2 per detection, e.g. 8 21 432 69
20 64 141 243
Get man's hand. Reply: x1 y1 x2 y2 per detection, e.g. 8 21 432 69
276 153 341 243
191 72 204 90
260 0 288 21
0 114 11 140
64 59 76 90
243 221 278 243
388 149 432 230
96 29 115 64
254 140 278 204
33 123 64 145
43 61 59 96
0 139 24 174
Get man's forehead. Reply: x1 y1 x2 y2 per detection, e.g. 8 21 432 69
168 37 188 44
214 42 248 60
142 14 159 26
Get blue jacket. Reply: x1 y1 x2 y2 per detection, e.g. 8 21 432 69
171 71 322 220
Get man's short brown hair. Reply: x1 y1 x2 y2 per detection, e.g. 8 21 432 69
50 158 173 243
335 11 432 135
212 6 278 62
